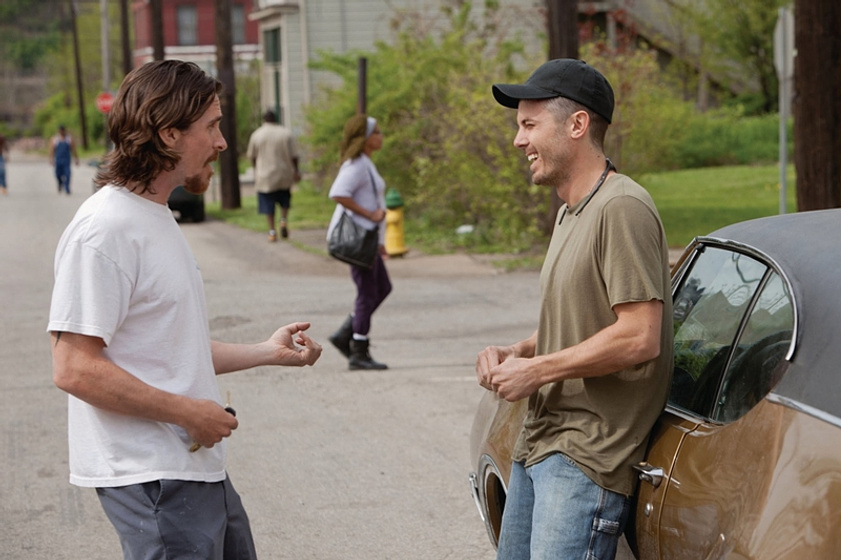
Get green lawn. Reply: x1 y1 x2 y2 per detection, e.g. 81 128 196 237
642 163 796 248
208 162 797 253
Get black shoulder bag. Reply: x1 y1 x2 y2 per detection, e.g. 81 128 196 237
327 168 380 270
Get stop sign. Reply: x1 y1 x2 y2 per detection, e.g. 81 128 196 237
96 91 115 114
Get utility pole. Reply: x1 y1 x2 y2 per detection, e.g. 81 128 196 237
544 0 579 233
547 0 578 59
100 0 111 90
357 57 367 115
69 0 89 150
119 0 133 74
150 0 164 61
215 0 241 209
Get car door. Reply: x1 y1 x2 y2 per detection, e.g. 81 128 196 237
634 244 794 559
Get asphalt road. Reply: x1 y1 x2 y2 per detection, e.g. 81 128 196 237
0 153 637 559
0 154 533 559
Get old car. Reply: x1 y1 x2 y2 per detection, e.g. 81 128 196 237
469 208 841 559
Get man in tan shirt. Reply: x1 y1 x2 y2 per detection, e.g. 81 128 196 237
246 110 301 241
476 59 673 560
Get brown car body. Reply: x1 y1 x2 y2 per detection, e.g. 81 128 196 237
469 209 841 559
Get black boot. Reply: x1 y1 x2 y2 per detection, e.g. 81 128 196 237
328 315 354 358
349 339 388 370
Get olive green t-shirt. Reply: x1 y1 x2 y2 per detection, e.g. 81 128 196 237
511 173 674 496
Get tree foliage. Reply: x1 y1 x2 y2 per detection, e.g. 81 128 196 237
302 3 726 250
304 3 547 251
666 0 787 114
0 0 63 71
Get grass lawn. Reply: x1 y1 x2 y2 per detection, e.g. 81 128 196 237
207 162 797 254
642 163 796 248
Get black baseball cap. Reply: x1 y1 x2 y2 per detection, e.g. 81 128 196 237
492 58 615 123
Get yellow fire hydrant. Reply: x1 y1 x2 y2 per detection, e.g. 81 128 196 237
385 188 408 257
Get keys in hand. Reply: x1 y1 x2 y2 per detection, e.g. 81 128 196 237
189 391 236 452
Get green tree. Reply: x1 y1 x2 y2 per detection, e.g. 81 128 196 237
667 0 787 114
304 4 702 250
0 0 63 71
305 3 547 251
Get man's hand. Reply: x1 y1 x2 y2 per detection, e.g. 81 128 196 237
476 335 541 401
476 344 513 391
184 398 239 449
267 322 322 367
484 357 544 402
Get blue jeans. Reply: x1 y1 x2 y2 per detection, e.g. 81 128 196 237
497 454 630 560
55 161 71 193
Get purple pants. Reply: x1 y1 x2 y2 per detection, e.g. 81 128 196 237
350 253 392 335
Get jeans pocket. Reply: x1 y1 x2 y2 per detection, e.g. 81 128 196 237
140 480 162 507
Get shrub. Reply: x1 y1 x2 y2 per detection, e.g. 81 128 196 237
303 3 546 252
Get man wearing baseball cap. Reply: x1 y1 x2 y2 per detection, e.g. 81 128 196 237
476 59 673 559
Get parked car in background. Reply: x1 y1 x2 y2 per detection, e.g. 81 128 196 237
168 185 205 223
469 209 841 559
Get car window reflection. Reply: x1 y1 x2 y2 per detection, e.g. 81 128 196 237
714 272 793 422
670 248 767 417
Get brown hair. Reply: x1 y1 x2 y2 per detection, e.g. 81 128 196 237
339 114 368 163
94 60 223 192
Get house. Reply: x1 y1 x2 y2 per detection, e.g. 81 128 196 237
132 0 261 73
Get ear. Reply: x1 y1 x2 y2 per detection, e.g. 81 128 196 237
569 110 590 140
158 127 181 149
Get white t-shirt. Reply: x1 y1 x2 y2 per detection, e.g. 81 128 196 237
326 155 386 245
48 186 225 488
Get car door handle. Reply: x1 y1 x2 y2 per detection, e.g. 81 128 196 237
633 462 666 488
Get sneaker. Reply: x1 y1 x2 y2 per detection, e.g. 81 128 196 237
280 225 288 239
268 230 277 242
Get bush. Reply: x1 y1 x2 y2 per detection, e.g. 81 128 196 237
303 3 546 252
672 110 791 168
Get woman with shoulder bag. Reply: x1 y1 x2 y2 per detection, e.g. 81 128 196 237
325 114 391 370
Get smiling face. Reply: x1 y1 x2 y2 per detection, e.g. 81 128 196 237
177 95 227 195
513 99 573 190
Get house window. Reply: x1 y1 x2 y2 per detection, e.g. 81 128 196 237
177 5 198 46
232 4 245 45
264 27 281 64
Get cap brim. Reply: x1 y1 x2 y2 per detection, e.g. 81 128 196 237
492 84 557 108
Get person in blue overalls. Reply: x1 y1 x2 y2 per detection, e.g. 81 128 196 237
49 125 79 194
0 133 8 195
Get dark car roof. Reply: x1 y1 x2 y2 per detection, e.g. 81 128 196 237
699 209 841 424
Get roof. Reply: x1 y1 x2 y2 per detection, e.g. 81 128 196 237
701 209 841 422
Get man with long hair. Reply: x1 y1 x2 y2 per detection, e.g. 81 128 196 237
48 60 321 559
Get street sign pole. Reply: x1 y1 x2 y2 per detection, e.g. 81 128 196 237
774 7 795 214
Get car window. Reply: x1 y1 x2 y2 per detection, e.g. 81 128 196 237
713 272 792 422
670 248 768 417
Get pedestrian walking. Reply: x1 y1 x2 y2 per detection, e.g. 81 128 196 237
326 114 392 370
0 133 8 195
48 124 79 194
246 109 301 241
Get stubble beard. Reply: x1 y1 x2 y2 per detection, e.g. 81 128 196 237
183 173 209 195
531 147 571 190
182 157 217 195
